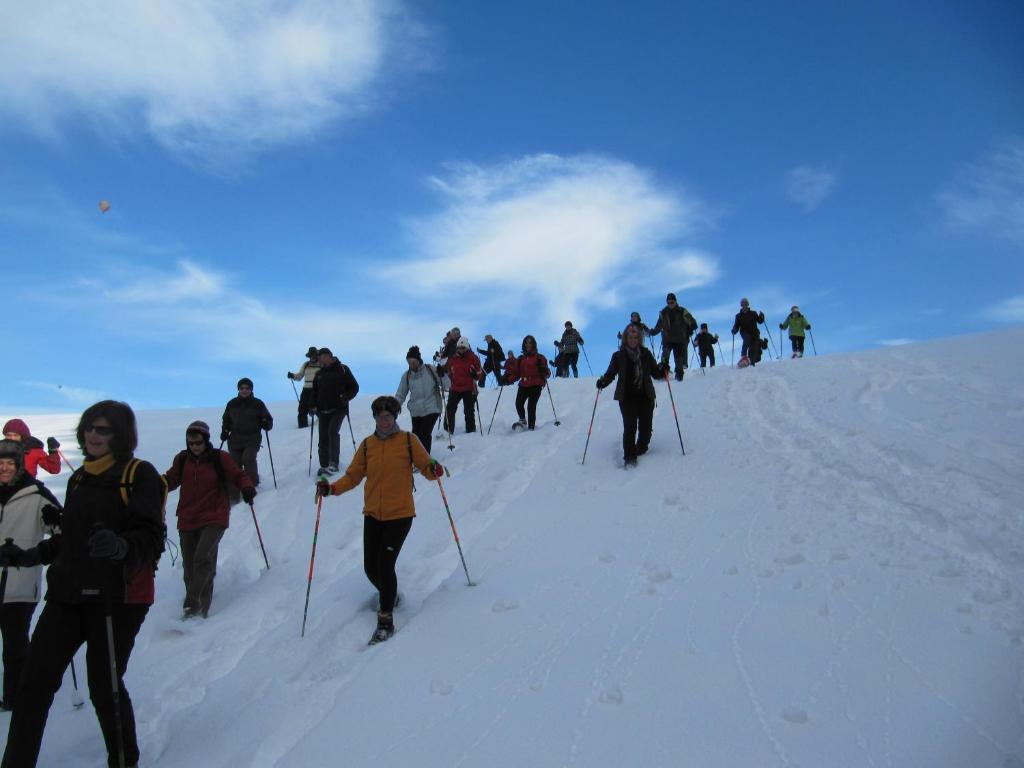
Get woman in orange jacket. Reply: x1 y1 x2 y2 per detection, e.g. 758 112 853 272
316 396 444 645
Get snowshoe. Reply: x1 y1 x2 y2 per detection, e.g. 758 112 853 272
511 419 528 433
368 612 395 646
737 356 751 368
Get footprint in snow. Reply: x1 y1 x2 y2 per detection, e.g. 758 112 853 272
492 599 520 613
774 553 806 566
781 708 809 724
599 685 624 705
646 566 673 583
598 551 616 564
430 680 454 696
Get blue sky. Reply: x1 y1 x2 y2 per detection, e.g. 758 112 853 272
2 0 1022 413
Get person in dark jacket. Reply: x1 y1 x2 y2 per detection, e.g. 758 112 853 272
443 338 485 434
164 421 255 619
220 378 273 492
617 312 652 348
504 335 551 431
287 346 321 428
557 322 585 378
730 297 765 362
311 348 360 473
596 325 662 467
0 441 60 712
0 400 165 768
694 323 719 368
650 293 698 381
780 306 811 358
475 335 506 388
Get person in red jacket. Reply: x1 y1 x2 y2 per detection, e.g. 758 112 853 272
441 337 485 434
504 335 551 431
164 420 255 619
2 420 61 478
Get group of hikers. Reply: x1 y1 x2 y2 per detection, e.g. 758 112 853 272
0 293 812 767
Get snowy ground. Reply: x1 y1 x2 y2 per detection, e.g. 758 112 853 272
2 329 1023 767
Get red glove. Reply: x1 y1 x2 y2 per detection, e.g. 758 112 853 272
429 460 445 479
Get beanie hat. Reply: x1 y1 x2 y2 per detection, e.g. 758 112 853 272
0 439 25 481
700 323 708 329
565 321 572 328
237 377 254 390
791 305 799 312
666 293 677 302
306 346 318 358
186 420 211 439
456 336 471 350
2 419 30 440
317 347 332 356
406 346 423 362
371 395 402 418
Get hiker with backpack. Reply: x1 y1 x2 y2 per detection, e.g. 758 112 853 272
503 335 551 431
287 346 321 428
311 348 360 474
0 440 61 712
557 322 585 378
475 335 506 388
617 312 652 348
440 337 485 435
394 346 444 453
220 378 273 494
731 298 766 367
163 421 255 619
2 419 61 479
314 396 445 645
596 325 664 467
694 323 719 368
0 400 165 768
780 306 811 358
650 293 698 381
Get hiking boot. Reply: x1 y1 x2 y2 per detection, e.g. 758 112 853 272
624 456 638 468
674 371 684 381
326 463 339 474
636 445 649 456
182 607 198 621
369 612 395 645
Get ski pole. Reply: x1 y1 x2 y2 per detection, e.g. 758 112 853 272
100 564 127 768
69 656 84 708
717 340 725 367
436 476 474 586
731 335 735 367
248 503 270 569
544 381 561 426
263 429 277 490
308 413 316 477
809 328 818 356
663 370 686 456
346 411 357 451
486 385 505 435
762 320 779 360
301 487 325 637
580 344 594 376
290 379 300 402
57 449 77 473
581 388 602 465
440 389 454 451
475 394 485 437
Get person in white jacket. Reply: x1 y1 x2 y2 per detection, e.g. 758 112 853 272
394 346 444 452
0 440 59 710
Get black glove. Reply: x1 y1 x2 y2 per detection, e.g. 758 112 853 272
220 430 229 442
596 378 607 390
287 372 294 380
656 363 670 378
315 479 331 500
241 486 257 504
779 323 785 329
41 504 61 527
260 419 271 430
46 437 60 452
87 529 129 562
0 540 24 568
805 324 811 330
309 407 317 415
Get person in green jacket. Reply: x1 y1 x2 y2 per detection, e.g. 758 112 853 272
780 306 811 358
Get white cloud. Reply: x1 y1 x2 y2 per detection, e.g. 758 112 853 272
937 140 1024 242
20 381 107 406
984 295 1024 322
881 338 914 347
785 165 837 212
0 1 422 164
96 259 225 303
395 154 719 328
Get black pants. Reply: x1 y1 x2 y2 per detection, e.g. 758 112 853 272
564 352 580 377
228 441 260 487
363 516 413 614
619 397 654 460
661 341 688 372
515 385 544 428
3 600 149 768
180 526 226 617
486 366 503 388
318 409 347 468
699 348 715 368
740 331 758 358
445 390 477 434
297 388 314 428
410 413 439 454
790 336 805 354
0 602 36 707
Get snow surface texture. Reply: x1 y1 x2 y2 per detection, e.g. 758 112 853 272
2 329 1023 767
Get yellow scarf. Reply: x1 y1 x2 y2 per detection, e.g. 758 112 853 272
83 454 117 476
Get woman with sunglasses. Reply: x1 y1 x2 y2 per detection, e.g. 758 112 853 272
0 400 165 768
316 396 445 645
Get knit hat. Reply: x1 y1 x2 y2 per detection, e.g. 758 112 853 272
306 346 318 358
565 321 573 328
0 439 25 482
666 293 677 302
237 377 254 390
456 336 470 350
185 420 211 439
700 323 708 329
406 346 423 363
371 395 402 418
317 347 332 357
2 419 30 440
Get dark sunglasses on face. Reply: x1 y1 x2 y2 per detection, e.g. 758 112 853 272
84 424 114 436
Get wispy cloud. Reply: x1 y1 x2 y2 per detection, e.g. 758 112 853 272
394 154 720 328
20 381 107 406
937 139 1024 242
785 165 837 212
0 1 425 166
880 338 914 347
984 295 1024 323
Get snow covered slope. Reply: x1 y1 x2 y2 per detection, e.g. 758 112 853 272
4 328 1023 767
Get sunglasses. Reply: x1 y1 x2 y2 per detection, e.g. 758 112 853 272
84 424 115 436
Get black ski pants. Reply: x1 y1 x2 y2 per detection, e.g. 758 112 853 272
180 525 226 617
619 396 654 460
563 352 580 378
660 341 688 373
297 387 315 428
0 602 36 708
228 441 260 488
2 600 148 768
699 349 715 368
318 409 347 468
363 516 413 614
789 336 805 355
515 385 544 428
410 413 439 454
445 390 477 434
740 330 759 358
